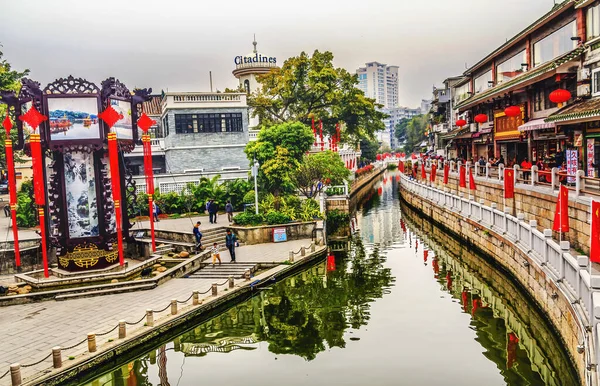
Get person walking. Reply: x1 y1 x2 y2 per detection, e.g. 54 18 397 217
210 242 221 266
225 200 234 223
193 221 203 251
225 229 237 262
153 200 159 222
208 199 218 224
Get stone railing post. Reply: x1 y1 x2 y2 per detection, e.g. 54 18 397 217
513 165 520 185
229 275 235 288
170 299 177 315
245 269 251 281
52 346 62 369
211 283 218 296
578 255 589 299
531 165 538 186
88 333 97 353
479 199 484 221
543 229 552 265
300 247 306 257
559 241 570 280
529 220 537 252
289 251 294 263
576 170 585 197
311 243 316 252
192 291 199 305
498 164 504 181
485 162 491 179
118 320 126 339
10 364 21 386
450 160 456 174
344 180 349 196
551 167 558 191
503 207 509 233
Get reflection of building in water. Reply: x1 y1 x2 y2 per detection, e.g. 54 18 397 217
402 211 578 386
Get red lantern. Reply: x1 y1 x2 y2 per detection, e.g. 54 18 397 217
504 106 521 117
456 119 467 127
549 89 571 108
474 114 487 124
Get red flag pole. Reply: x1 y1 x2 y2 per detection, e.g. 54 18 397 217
319 120 324 151
3 114 20 267
107 132 125 265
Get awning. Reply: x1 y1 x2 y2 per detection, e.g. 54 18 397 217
455 131 473 139
545 97 600 123
518 118 555 132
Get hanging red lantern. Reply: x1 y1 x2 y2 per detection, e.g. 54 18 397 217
474 114 488 124
504 106 521 117
549 89 571 108
456 119 467 127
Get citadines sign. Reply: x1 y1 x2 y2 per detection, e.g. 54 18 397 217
234 53 276 65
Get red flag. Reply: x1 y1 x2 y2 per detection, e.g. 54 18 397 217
421 163 426 180
469 168 476 190
431 164 437 182
411 153 417 160
591 201 600 263
443 164 449 184
399 161 405 173
552 185 569 232
507 332 519 369
424 249 428 263
459 166 466 188
504 169 514 199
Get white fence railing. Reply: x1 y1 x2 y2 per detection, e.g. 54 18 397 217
400 173 600 384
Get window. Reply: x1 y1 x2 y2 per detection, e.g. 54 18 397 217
474 70 493 93
174 113 243 134
593 68 600 96
588 4 600 40
533 21 577 67
496 50 527 83
454 83 470 104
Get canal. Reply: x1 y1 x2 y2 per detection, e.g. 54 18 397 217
78 171 579 386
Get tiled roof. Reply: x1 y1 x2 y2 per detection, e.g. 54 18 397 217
143 95 162 116
455 46 586 110
545 97 600 123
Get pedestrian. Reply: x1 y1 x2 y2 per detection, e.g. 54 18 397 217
478 156 486 175
520 157 532 181
153 200 159 222
205 200 210 215
225 200 234 223
193 221 203 251
210 242 221 267
225 229 237 262
209 199 218 224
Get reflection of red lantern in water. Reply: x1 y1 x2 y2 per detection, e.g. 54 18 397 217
507 332 519 369
432 259 439 277
446 271 453 291
327 254 336 271
377 187 382 195
423 249 428 263
471 298 481 316
461 290 469 313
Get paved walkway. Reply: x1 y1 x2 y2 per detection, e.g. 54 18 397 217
133 212 238 233
0 238 312 385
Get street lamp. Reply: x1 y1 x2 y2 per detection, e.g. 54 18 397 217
252 157 260 215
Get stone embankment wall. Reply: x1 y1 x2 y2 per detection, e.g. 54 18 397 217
230 222 318 245
400 178 588 384
428 172 590 255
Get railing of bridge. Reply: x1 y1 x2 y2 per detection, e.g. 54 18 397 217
400 173 599 384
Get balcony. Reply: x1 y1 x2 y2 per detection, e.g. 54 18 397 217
432 123 449 133
125 138 166 157
162 92 247 110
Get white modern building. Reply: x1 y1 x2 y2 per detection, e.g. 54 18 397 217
382 106 422 149
356 62 399 109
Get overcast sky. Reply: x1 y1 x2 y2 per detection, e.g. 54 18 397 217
1 0 557 108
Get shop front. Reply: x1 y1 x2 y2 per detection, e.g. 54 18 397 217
472 125 493 160
494 106 526 165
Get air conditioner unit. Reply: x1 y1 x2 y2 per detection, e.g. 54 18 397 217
577 83 591 98
578 68 591 82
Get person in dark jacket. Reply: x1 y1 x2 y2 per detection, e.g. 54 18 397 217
225 200 234 223
225 229 237 262
193 221 203 251
208 200 218 224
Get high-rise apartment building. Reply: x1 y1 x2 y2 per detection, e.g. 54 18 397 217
356 62 399 109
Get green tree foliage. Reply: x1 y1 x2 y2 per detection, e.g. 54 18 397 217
394 117 411 141
249 50 386 142
359 138 378 163
16 180 36 227
245 121 314 199
293 150 350 199
403 114 429 153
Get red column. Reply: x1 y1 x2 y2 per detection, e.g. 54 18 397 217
107 132 124 265
577 8 586 43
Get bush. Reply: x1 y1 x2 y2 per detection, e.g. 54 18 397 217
16 180 36 228
265 211 292 225
232 212 264 226
299 198 321 221
387 163 398 170
355 164 374 177
327 209 350 235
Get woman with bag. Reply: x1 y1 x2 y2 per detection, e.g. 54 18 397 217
225 229 238 263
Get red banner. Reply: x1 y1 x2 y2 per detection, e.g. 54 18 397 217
399 161 404 173
431 164 437 182
591 201 600 263
443 164 449 184
312 118 316 146
459 166 466 188
504 169 515 199
107 133 124 265
319 120 324 151
552 185 569 232
469 168 476 190
421 163 426 180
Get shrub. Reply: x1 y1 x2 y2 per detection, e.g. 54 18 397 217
265 211 291 225
387 163 398 170
233 212 264 226
355 164 374 177
16 192 36 227
327 209 350 235
299 198 322 221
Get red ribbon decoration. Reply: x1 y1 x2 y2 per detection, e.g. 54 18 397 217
19 105 49 277
2 113 20 267
319 120 324 152
99 105 126 265
138 113 157 252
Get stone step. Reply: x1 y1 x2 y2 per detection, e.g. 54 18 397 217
55 283 157 301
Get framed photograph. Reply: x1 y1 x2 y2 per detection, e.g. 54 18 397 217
109 98 134 140
63 152 100 239
47 96 101 142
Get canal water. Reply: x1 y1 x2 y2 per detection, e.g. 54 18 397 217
79 171 579 386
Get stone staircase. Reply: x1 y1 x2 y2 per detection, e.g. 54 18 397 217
186 262 257 280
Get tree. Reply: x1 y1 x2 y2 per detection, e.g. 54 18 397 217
394 118 411 140
245 121 314 198
403 114 429 153
249 50 386 142
293 151 350 199
359 138 378 163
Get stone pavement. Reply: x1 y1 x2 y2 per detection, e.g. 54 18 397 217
0 238 312 385
133 212 238 234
